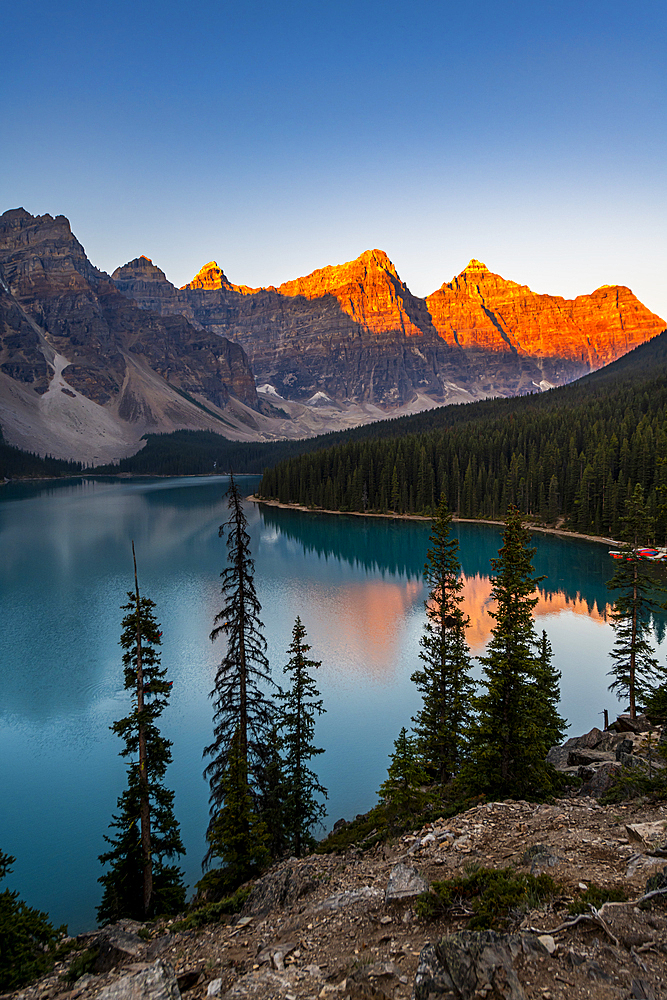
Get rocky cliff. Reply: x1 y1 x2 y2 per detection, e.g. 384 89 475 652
116 249 664 408
426 259 661 367
0 210 260 462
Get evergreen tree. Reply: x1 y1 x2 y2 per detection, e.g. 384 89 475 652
378 728 430 818
411 495 474 782
202 730 270 895
0 850 64 992
607 484 664 718
256 725 289 862
278 618 327 857
535 631 568 751
98 545 185 924
465 507 561 799
203 474 275 881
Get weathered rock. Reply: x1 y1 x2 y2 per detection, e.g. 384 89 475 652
96 960 180 1000
385 863 428 903
255 940 297 971
220 967 293 999
314 885 383 912
414 930 544 1000
568 748 617 767
347 959 408 998
626 821 667 851
547 727 609 770
579 761 622 798
242 861 320 916
610 714 651 734
95 926 146 972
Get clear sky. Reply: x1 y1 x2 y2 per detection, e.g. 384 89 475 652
3 0 666 319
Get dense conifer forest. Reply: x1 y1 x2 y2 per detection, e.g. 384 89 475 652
0 427 83 480
258 331 667 543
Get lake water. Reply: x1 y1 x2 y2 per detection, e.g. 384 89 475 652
1 475 665 933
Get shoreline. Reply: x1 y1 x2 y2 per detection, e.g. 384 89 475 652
249 495 619 547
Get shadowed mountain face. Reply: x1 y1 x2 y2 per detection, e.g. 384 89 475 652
0 209 260 462
115 250 665 407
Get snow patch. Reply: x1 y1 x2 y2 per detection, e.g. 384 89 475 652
257 384 285 399
306 391 335 407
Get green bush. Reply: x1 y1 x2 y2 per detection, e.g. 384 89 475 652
0 850 65 991
172 886 251 931
568 884 627 915
63 947 99 983
417 866 558 930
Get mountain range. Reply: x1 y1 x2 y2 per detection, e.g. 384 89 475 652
0 207 664 464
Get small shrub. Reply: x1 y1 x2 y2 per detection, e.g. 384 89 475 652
171 887 251 931
63 946 99 983
417 866 558 930
568 884 627 915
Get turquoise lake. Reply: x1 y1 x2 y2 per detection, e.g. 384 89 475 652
1 475 665 933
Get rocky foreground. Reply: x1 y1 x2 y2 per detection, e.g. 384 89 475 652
9 785 667 1000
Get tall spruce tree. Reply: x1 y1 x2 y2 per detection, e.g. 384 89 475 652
465 507 562 799
98 545 185 923
411 495 474 783
203 475 275 887
278 618 327 857
607 483 664 718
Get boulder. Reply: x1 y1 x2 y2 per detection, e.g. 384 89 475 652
579 761 622 798
626 821 667 852
414 930 546 1000
547 728 607 770
610 714 651 734
385 863 428 903
242 862 320 916
97 960 180 1000
95 926 146 973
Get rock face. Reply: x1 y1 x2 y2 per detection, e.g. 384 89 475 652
0 209 259 461
116 249 664 408
426 259 661 367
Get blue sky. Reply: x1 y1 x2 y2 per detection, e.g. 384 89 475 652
3 0 666 318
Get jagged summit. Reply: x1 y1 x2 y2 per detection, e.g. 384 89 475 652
112 256 169 283
183 260 231 291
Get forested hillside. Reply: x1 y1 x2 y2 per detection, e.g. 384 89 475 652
0 427 83 480
258 331 667 543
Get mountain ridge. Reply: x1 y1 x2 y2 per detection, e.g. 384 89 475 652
117 245 664 408
1 207 664 464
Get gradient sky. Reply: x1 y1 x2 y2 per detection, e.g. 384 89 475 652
3 0 666 318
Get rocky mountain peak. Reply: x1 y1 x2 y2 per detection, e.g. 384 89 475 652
275 248 430 339
182 261 234 292
112 256 169 284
